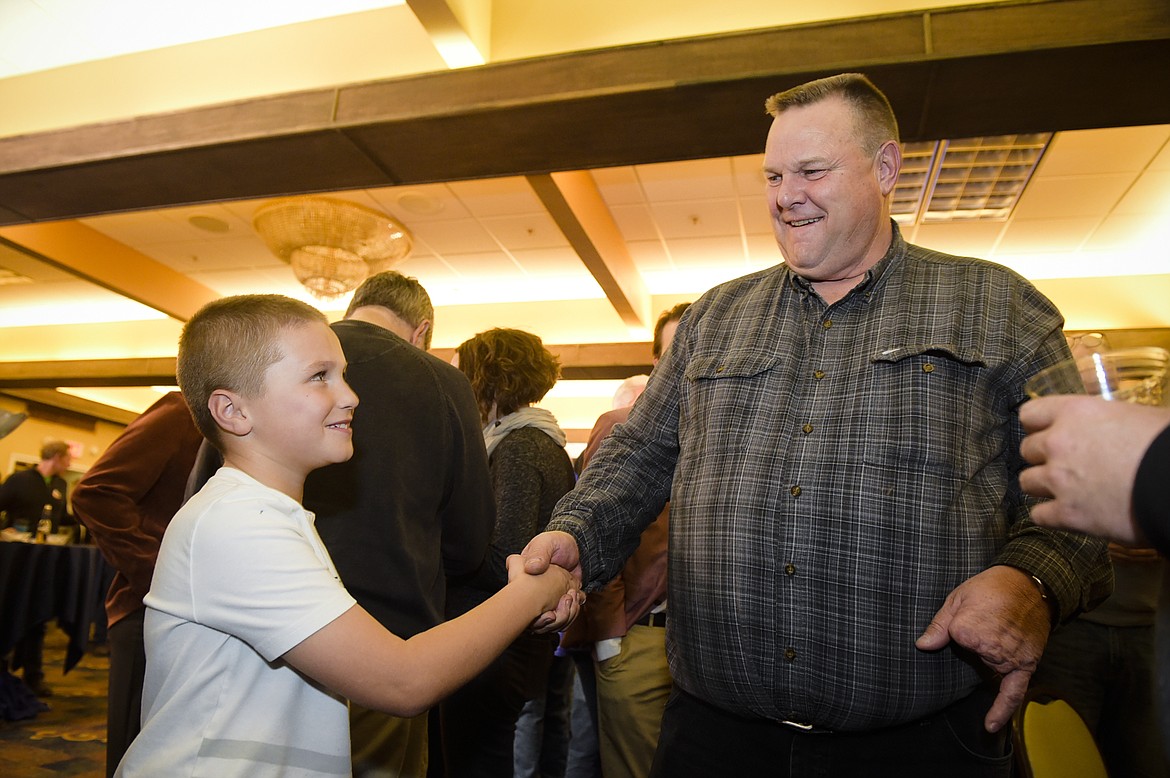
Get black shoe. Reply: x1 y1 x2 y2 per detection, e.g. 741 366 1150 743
26 679 53 697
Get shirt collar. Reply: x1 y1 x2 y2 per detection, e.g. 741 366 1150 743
785 220 906 303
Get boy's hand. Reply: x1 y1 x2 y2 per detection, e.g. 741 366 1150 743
506 554 584 629
520 531 583 632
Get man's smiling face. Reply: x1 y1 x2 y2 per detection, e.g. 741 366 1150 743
763 95 896 290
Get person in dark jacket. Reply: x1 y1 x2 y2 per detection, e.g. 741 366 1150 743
0 439 74 697
303 271 495 778
1020 394 1170 764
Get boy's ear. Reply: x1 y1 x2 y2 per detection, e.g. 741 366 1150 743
208 389 252 437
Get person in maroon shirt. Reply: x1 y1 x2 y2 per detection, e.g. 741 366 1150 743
71 392 204 777
561 303 687 778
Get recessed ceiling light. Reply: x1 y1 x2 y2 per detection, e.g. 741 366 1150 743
188 215 230 233
396 192 444 215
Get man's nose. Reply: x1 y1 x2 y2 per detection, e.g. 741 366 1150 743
773 177 804 210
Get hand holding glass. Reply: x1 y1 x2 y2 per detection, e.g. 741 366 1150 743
1024 347 1169 407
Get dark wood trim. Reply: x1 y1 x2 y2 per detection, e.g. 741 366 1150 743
0 0 1165 223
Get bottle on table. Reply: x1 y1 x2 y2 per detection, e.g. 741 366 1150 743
35 503 52 543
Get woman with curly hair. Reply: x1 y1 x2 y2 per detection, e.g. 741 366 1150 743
439 328 577 778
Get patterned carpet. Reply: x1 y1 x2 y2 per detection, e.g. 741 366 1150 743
0 627 107 777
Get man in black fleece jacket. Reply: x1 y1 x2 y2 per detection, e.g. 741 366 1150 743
1019 395 1170 764
303 271 495 778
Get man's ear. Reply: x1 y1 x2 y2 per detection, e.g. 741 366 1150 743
411 319 432 350
208 389 252 438
875 139 902 196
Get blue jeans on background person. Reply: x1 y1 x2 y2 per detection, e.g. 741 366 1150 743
648 685 1011 778
514 652 576 778
564 653 601 778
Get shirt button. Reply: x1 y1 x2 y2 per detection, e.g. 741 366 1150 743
922 363 935 373
812 370 826 380
790 485 802 497
785 563 796 576
716 365 726 373
802 423 813 435
784 647 797 661
822 320 833 329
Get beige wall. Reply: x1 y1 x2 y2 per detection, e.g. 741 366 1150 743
0 394 125 494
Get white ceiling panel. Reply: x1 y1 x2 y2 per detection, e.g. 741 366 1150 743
731 154 768 197
913 221 1004 258
592 166 645 205
394 254 460 282
1113 170 1170 217
139 237 280 273
745 234 781 268
510 247 595 277
649 200 743 239
479 213 570 251
739 196 772 235
443 251 524 278
370 185 473 222
607 203 661 242
1011 174 1136 220
625 240 672 273
448 177 546 217
995 217 1097 254
1037 125 1170 176
635 158 740 201
408 219 501 254
665 236 749 269
1083 213 1155 252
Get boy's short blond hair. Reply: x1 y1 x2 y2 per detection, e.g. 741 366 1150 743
177 294 328 450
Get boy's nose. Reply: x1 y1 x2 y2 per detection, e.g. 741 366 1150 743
339 380 359 409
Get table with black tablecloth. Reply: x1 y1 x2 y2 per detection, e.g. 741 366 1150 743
0 541 109 673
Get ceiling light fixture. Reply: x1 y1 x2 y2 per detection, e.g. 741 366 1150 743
252 196 413 300
892 134 1052 225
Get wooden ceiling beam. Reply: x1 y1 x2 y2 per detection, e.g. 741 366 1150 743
0 222 220 321
527 171 650 328
0 342 654 389
1 389 138 426
405 0 490 65
0 358 180 388
0 0 1165 224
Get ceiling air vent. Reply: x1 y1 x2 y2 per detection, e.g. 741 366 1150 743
893 133 1052 225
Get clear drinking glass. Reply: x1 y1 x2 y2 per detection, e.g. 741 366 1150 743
1024 347 1170 406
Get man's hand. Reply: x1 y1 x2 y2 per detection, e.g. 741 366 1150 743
520 531 583 633
915 566 1051 733
1019 396 1170 545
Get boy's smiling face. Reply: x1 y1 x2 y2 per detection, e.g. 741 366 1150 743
230 320 358 497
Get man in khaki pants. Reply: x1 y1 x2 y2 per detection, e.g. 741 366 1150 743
566 303 687 778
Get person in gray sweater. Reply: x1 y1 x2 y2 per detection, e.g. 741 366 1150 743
440 328 577 778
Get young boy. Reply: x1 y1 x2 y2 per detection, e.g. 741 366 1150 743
115 295 578 777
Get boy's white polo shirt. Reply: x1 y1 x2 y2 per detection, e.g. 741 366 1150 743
117 467 357 777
